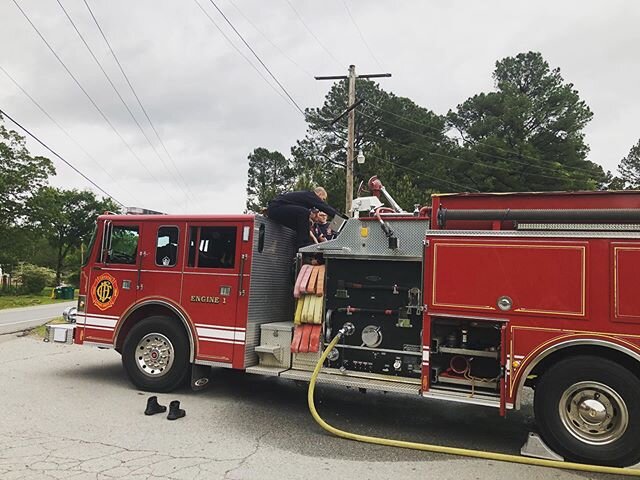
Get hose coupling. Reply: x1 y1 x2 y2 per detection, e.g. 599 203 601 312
338 322 355 337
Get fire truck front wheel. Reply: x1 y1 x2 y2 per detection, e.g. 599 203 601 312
534 355 640 467
122 316 190 392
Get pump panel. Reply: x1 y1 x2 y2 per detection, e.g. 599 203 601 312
323 259 422 378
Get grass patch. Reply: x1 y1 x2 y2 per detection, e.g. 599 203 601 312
0 288 78 310
30 316 67 338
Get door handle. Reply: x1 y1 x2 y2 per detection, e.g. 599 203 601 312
238 254 248 296
137 251 144 290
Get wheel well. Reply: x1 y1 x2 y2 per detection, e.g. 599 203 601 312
115 304 193 360
527 345 640 388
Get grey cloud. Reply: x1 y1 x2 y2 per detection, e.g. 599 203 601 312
1 0 639 214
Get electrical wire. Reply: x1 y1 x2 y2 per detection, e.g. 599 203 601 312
0 65 139 207
297 127 478 192
55 0 193 205
364 100 601 177
207 0 305 116
372 154 479 192
342 0 384 71
285 0 343 69
10 0 180 205
359 110 589 182
81 0 196 203
226 0 315 79
0 108 125 208
192 0 297 113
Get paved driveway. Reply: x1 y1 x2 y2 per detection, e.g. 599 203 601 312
0 334 619 480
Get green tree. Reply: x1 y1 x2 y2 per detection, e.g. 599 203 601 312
28 187 119 284
245 148 295 212
291 80 451 212
618 139 640 189
447 51 605 191
0 114 55 273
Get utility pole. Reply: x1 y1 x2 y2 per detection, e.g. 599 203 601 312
315 65 391 214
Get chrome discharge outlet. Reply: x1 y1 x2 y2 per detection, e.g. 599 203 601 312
339 322 356 337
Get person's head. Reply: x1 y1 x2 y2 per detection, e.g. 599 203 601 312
314 187 328 202
309 208 320 222
317 212 328 224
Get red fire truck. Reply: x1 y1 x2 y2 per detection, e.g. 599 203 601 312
71 184 640 467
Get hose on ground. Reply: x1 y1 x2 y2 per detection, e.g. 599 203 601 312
307 332 640 476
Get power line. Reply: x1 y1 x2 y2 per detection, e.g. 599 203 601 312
226 0 315 79
285 0 343 69
81 0 196 203
55 0 193 204
342 0 384 71
192 0 298 114
10 0 180 205
207 0 305 116
373 154 479 192
0 108 125 207
298 137 477 192
359 110 591 182
0 65 139 206
364 99 600 176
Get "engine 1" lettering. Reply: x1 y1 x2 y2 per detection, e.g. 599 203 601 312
190 295 226 304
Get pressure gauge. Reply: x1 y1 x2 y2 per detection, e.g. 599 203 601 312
361 325 382 348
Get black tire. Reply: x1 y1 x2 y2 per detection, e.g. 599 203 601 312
534 355 640 466
122 315 190 393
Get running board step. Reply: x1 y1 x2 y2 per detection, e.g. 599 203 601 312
279 369 421 395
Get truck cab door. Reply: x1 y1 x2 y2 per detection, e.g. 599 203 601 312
182 222 243 365
138 221 185 305
82 220 142 344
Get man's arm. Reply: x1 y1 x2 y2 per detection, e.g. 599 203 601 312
303 191 338 217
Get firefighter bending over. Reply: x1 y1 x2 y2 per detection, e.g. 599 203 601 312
267 187 339 249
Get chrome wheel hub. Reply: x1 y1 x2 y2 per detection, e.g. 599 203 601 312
559 381 628 445
135 333 174 377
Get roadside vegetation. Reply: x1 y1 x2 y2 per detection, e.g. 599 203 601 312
0 288 77 310
1 114 117 296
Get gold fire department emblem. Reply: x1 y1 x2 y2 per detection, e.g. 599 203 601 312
91 273 119 311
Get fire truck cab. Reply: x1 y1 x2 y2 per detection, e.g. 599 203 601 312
73 189 640 467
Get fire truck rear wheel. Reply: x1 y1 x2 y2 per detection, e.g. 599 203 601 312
534 355 640 467
122 316 190 392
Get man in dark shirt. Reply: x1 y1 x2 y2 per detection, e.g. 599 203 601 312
267 187 339 248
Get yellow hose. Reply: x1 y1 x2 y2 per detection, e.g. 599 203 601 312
307 334 640 477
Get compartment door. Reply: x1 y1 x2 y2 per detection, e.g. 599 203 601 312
611 243 640 324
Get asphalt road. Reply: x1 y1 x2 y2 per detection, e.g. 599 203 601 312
0 334 622 480
0 301 75 335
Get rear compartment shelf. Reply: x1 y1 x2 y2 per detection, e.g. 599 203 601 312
436 373 498 389
437 346 498 359
429 316 503 396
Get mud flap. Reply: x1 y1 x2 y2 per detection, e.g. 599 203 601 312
190 364 211 391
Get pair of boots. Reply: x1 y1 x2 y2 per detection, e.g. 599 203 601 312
145 396 185 420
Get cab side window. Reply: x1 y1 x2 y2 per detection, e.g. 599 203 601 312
107 226 139 264
187 226 236 269
156 226 179 267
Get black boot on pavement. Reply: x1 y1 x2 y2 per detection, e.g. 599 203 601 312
167 400 186 420
144 396 166 416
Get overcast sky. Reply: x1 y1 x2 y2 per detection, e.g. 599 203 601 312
1 0 639 214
